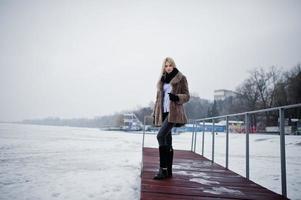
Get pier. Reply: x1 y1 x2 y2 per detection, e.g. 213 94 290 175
140 147 288 200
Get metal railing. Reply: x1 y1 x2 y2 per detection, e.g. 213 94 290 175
190 103 301 198
141 115 152 177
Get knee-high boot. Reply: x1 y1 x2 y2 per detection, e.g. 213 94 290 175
153 145 169 180
166 146 173 178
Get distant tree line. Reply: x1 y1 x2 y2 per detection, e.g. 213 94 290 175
21 115 122 128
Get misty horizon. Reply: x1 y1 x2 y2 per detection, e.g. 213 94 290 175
1 0 301 121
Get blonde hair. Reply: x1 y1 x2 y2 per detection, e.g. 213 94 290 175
157 57 177 85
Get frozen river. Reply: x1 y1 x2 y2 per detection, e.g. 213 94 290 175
0 123 300 200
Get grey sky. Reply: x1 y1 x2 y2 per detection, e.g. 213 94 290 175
0 0 300 121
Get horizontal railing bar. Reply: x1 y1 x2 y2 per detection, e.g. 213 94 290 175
194 103 301 122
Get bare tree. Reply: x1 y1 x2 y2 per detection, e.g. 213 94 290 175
284 64 301 104
249 66 282 109
235 77 260 111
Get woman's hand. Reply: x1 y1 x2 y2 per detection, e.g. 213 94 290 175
168 93 179 102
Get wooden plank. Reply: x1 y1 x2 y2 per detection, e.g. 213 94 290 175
140 147 289 200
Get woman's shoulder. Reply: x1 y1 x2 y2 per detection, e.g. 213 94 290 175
177 70 187 80
180 73 188 81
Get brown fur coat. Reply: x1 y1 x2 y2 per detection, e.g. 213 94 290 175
152 70 190 127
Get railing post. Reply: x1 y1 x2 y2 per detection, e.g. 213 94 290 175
226 116 229 169
202 121 205 156
245 113 250 179
195 121 197 152
142 116 146 149
141 116 147 177
279 108 287 197
191 119 195 152
212 119 215 163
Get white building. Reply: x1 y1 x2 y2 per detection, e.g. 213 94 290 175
214 89 237 101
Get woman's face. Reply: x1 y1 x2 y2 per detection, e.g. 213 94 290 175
164 61 174 74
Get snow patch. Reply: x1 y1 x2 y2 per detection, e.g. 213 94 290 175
173 170 210 178
189 178 220 185
203 186 244 195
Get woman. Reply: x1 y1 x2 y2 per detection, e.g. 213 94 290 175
152 57 190 180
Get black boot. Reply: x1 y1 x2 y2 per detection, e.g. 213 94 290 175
166 146 173 178
153 146 169 180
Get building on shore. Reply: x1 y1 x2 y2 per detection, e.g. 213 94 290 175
214 89 237 101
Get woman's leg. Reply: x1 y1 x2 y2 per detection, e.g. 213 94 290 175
157 112 174 146
162 112 173 177
154 112 175 180
166 130 172 147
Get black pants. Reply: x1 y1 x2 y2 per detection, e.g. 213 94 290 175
156 112 175 146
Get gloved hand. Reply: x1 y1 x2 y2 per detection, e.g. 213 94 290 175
168 93 179 102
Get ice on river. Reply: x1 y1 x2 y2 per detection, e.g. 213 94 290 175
0 123 300 200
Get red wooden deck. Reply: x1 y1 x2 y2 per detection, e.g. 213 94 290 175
140 147 289 200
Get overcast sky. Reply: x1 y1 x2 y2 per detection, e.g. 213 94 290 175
0 0 300 122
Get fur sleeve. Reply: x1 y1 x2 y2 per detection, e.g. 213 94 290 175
176 76 190 105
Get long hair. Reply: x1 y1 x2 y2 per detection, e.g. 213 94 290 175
156 57 177 89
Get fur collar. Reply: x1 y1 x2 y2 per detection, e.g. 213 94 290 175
157 70 183 91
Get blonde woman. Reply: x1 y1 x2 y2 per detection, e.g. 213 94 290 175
152 57 190 180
